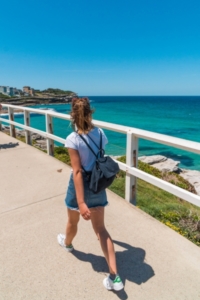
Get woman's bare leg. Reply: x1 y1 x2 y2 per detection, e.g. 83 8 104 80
90 207 117 275
65 209 80 246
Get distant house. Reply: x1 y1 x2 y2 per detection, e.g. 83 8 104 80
0 86 6 93
23 86 34 96
0 86 15 96
0 86 7 94
13 88 21 97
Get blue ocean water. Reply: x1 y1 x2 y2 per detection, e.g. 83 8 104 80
2 96 200 170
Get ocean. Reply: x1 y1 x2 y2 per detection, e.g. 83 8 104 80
2 96 200 170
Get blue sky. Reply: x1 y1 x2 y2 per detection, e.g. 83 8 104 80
0 0 200 95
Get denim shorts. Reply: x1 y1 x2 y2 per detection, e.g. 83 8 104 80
65 173 108 211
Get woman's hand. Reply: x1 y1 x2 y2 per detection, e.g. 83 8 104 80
79 202 91 220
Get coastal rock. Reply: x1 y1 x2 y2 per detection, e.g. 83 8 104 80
3 125 10 130
139 155 200 195
152 158 180 173
1 126 10 133
179 169 200 196
35 140 46 146
139 155 167 164
34 142 47 150
34 139 47 150
16 130 25 137
139 155 180 172
31 133 44 140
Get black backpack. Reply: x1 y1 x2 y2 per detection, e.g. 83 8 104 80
79 130 120 194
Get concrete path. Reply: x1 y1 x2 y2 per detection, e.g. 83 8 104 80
0 132 200 300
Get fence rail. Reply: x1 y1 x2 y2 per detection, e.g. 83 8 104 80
1 103 200 207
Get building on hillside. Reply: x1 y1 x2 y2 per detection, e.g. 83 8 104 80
23 86 34 96
13 88 21 97
0 86 7 94
8 87 14 96
0 86 15 96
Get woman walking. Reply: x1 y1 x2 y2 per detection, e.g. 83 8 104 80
57 97 124 291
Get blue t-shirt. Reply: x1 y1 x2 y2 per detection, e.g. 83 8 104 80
65 127 108 171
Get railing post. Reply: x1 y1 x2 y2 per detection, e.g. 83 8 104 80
125 130 138 205
46 114 54 156
24 111 32 145
8 107 16 138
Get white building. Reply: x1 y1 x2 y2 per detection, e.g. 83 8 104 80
0 86 7 94
0 86 17 96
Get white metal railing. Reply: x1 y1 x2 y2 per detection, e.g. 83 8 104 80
1 103 200 207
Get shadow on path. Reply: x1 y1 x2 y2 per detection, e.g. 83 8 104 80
72 240 155 299
0 142 19 150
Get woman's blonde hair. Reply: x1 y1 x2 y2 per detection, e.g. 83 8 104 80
70 97 94 134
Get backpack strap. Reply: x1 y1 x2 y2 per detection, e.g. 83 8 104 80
78 130 102 159
78 134 98 159
87 130 102 150
88 130 103 157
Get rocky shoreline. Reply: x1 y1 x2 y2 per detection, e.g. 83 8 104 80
1 125 200 196
139 155 200 196
0 93 74 105
0 96 73 114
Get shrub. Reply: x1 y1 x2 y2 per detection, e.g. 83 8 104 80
54 146 71 165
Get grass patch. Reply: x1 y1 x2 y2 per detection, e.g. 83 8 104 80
109 156 200 246
54 146 71 165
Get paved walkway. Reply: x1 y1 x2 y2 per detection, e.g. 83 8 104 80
0 132 200 300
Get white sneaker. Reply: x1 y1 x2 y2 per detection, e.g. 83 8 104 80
57 234 74 252
103 275 124 291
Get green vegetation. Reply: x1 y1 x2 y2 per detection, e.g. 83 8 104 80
54 146 71 164
0 93 20 100
0 93 10 99
41 88 75 95
11 134 200 247
0 88 76 104
117 155 196 193
15 136 26 143
109 155 200 246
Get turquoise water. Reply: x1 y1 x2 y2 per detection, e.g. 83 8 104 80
2 96 200 170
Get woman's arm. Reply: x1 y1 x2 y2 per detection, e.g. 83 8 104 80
68 148 91 220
